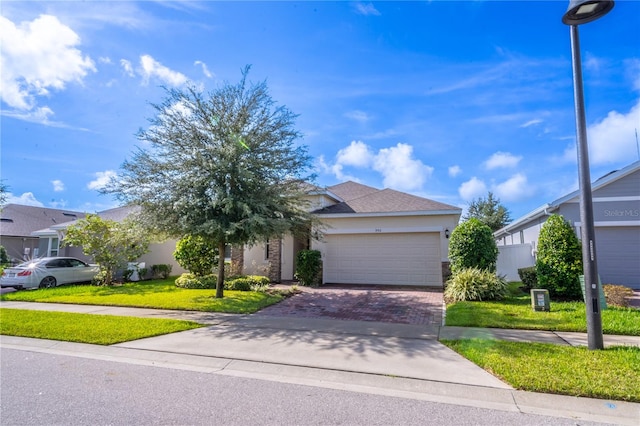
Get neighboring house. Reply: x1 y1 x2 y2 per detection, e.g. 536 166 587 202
18 205 185 276
494 161 640 289
0 204 85 262
242 181 461 287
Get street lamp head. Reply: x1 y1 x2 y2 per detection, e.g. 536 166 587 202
563 0 614 25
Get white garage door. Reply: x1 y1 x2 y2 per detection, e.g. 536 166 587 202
323 233 442 287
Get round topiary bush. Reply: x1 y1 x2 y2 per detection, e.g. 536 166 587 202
173 235 219 277
448 218 498 274
535 214 583 300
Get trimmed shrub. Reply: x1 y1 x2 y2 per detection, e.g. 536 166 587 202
444 267 508 303
175 273 217 289
175 273 269 291
0 246 9 265
151 264 172 279
174 235 219 277
535 215 583 300
518 266 538 291
448 218 498 274
603 284 634 307
295 249 322 286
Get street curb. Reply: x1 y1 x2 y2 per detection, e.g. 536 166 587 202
1 335 639 425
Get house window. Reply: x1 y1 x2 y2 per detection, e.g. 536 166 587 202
49 237 60 257
265 241 270 261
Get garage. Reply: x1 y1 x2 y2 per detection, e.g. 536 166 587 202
323 232 442 287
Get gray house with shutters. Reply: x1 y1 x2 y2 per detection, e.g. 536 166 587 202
494 161 640 289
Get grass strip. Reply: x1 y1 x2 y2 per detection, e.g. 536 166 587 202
442 338 640 402
0 308 203 345
0 279 284 314
445 296 639 335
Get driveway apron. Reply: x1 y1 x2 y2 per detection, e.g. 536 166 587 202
256 285 444 326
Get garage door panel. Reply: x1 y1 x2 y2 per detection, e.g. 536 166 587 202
324 233 442 287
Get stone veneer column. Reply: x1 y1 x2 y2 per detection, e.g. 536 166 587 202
230 245 244 276
441 261 451 287
267 238 282 283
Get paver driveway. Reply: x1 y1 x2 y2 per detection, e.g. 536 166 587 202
256 285 444 326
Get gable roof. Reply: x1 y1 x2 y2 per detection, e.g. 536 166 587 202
0 204 86 238
314 181 460 216
494 160 640 237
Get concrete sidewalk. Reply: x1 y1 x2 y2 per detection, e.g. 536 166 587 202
1 301 639 425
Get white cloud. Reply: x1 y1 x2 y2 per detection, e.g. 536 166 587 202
587 100 640 165
459 177 487 201
0 14 96 121
139 54 187 87
120 59 134 77
492 173 532 202
98 57 111 64
324 141 433 191
51 180 65 192
335 141 374 167
5 192 44 207
521 119 543 128
353 3 381 16
87 170 117 190
373 144 433 191
344 110 371 123
484 151 522 169
448 165 462 177
194 60 213 78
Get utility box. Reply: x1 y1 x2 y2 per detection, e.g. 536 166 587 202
531 289 550 312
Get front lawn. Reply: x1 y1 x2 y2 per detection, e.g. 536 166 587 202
445 282 640 336
0 308 202 345
442 339 640 402
0 278 284 314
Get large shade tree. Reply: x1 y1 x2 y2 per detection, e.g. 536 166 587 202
103 67 316 298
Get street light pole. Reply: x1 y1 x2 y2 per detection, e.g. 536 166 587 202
562 0 614 350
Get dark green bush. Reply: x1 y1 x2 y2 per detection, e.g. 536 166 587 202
518 266 537 291
295 249 322 286
151 264 172 279
444 267 508 303
535 214 583 300
174 235 219 277
0 246 9 265
448 218 498 274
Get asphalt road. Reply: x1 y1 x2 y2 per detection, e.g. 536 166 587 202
1 348 610 426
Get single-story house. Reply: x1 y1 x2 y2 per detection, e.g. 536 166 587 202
31 205 186 276
494 161 640 289
242 181 461 287
0 204 85 263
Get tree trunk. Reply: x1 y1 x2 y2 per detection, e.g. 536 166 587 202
216 240 225 298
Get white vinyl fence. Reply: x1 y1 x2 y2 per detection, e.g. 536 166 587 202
497 243 535 281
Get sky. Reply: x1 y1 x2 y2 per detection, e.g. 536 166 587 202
1 0 639 221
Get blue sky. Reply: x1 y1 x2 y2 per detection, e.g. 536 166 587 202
1 1 639 220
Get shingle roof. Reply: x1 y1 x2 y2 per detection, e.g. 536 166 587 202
0 204 86 237
313 182 460 215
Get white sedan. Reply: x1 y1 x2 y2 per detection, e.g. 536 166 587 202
0 257 100 290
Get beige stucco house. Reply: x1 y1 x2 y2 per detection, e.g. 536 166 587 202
242 181 461 287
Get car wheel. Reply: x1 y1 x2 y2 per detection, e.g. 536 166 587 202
39 276 57 289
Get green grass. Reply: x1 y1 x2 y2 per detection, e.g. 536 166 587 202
0 308 203 345
0 278 284 314
445 283 640 336
442 339 640 402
